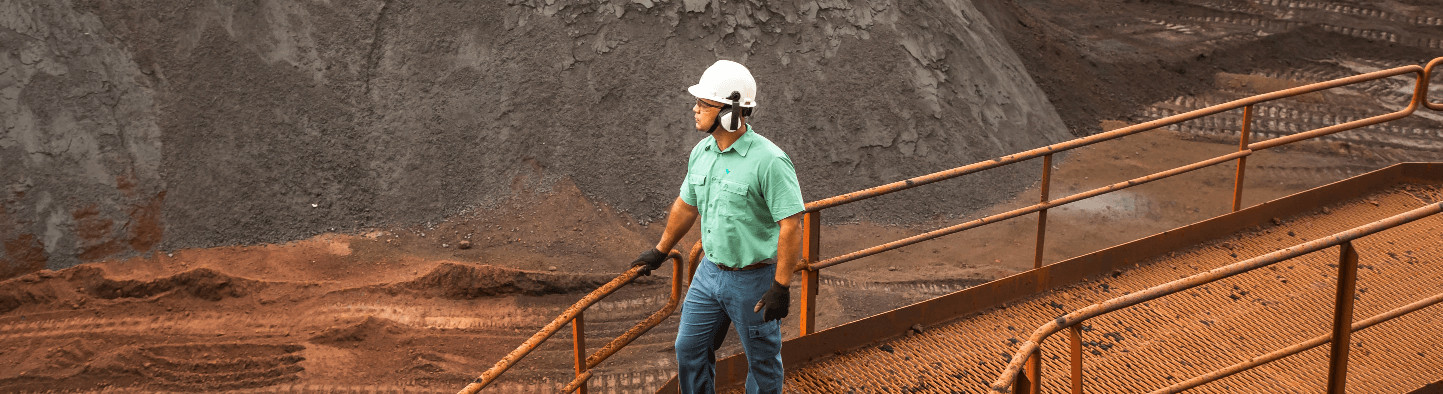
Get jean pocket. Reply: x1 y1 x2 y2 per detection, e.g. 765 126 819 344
747 320 780 339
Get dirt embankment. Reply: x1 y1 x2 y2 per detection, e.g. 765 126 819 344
0 0 1068 276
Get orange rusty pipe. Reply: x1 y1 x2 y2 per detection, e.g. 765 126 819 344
809 150 1250 270
585 253 686 368
1325 242 1360 394
1150 289 1443 394
1426 57 1443 111
457 250 685 394
800 210 822 336
1035 154 1053 269
989 201 1443 393
1231 105 1252 212
558 370 594 394
1069 325 1083 394
802 64 1425 213
1248 70 1425 151
686 239 703 287
572 310 587 394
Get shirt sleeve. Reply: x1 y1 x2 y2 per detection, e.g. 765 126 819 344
679 145 702 207
679 175 698 207
762 154 806 222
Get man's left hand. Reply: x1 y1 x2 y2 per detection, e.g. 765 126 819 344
753 281 790 322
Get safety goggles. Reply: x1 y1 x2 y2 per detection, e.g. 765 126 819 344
695 98 725 109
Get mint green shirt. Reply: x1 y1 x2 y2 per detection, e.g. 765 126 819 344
679 126 806 268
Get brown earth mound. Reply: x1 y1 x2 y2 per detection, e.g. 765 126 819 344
393 262 618 299
309 315 403 347
0 266 258 314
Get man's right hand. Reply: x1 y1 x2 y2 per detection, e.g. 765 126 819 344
631 248 668 276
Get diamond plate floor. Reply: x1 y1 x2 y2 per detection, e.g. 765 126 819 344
745 184 1443 394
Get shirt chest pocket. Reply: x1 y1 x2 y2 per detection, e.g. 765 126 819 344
717 180 751 218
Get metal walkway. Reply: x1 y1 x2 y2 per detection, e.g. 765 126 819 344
735 180 1443 393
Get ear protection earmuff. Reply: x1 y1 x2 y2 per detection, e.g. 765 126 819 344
711 91 754 133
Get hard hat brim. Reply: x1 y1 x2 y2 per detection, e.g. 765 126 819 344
688 84 719 103
688 84 757 107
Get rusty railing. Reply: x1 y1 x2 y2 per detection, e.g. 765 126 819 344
465 56 1442 393
988 201 1443 394
790 57 1441 336
457 249 692 394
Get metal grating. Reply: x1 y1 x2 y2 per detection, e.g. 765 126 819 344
740 185 1443 393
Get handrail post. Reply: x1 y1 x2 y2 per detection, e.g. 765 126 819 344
1327 241 1360 393
1035 153 1053 269
1019 349 1042 394
801 210 821 336
1069 325 1083 394
572 312 588 394
1232 105 1253 212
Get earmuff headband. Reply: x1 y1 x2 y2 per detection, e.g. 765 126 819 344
727 91 741 131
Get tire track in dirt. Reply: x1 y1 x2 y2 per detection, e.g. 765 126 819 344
0 305 680 393
1169 0 1443 51
1139 62 1443 154
130 343 306 391
12 366 679 394
1265 0 1443 27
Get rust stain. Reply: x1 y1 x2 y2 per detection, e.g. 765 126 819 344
2 234 46 280
115 172 138 198
128 191 165 252
73 204 125 261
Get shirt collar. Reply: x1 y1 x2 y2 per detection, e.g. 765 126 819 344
704 125 755 157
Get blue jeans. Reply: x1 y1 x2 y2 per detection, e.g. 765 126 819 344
675 256 783 394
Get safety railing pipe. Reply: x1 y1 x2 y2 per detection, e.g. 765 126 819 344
989 201 1443 393
1150 289 1443 394
1425 58 1443 111
1231 105 1252 212
812 150 1250 270
800 210 821 336
1251 65 1425 151
559 370 593 394
1035 154 1053 269
1068 325 1083 394
802 65 1423 213
458 251 684 394
1013 350 1041 394
686 239 703 288
583 254 686 368
1325 241 1360 394
572 311 588 394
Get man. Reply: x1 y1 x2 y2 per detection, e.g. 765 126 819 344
631 60 805 394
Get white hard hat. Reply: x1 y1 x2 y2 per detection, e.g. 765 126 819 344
688 60 757 108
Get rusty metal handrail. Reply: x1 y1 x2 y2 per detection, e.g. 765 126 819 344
1427 58 1443 111
809 150 1250 269
458 250 685 394
801 65 1425 213
988 201 1443 393
790 58 1440 337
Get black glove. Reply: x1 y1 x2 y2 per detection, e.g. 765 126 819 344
753 281 790 322
630 248 667 276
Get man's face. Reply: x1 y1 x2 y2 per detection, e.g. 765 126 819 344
693 98 724 132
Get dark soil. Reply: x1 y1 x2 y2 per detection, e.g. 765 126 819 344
1 0 1070 272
